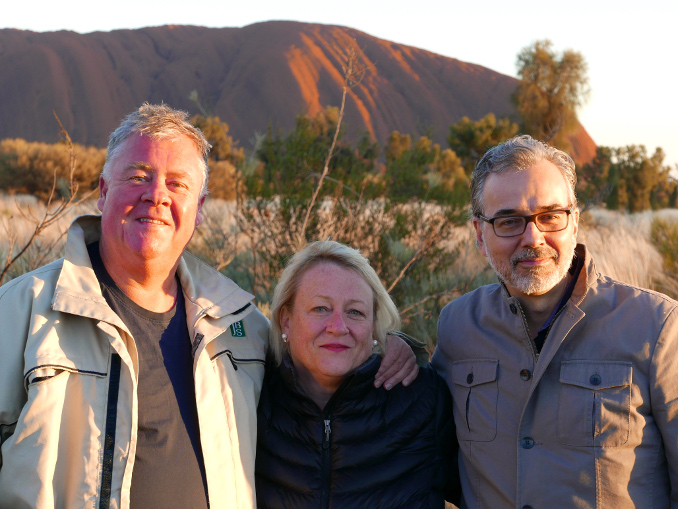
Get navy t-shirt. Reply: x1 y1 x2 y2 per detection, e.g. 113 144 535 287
88 243 209 508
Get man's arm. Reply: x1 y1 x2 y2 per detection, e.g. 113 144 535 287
0 285 31 471
435 371 460 506
650 306 678 504
374 332 428 389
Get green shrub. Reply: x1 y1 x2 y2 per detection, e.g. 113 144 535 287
0 138 104 200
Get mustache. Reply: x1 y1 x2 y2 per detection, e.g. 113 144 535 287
511 247 559 268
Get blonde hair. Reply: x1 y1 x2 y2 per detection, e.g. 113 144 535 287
269 240 401 364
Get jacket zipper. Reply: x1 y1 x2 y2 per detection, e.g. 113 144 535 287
315 371 358 508
320 416 332 509
209 349 266 370
99 353 121 509
324 419 331 442
512 299 540 361
226 350 266 370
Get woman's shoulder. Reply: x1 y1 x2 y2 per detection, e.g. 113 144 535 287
380 363 453 422
395 362 447 394
373 363 449 413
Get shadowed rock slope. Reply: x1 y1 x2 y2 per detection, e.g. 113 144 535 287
0 21 595 164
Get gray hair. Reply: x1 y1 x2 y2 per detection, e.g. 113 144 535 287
269 240 401 365
102 103 211 197
470 135 577 217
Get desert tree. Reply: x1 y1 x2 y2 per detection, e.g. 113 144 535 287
297 43 367 247
447 113 519 174
514 40 589 147
578 145 674 212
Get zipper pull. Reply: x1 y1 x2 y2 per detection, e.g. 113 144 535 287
324 419 331 443
191 333 204 357
225 351 238 371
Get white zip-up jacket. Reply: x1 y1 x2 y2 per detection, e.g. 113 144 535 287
0 215 269 509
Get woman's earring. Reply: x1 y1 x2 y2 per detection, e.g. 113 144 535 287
282 333 288 343
373 339 378 346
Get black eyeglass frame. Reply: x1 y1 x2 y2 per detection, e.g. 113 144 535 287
476 206 575 238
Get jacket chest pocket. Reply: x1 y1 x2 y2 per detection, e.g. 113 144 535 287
558 361 632 447
451 359 498 442
208 340 266 399
22 361 110 435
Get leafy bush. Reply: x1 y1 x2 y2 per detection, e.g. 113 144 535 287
189 105 494 347
0 139 104 200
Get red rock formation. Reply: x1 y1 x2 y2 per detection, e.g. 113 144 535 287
0 21 595 165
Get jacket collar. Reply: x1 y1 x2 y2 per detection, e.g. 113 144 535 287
570 243 597 306
498 243 595 307
275 352 382 412
52 215 122 326
177 251 255 321
52 215 255 326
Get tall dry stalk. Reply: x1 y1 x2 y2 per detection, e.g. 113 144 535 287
297 44 366 248
0 113 96 283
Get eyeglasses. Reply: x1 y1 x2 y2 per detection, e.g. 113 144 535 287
477 207 574 237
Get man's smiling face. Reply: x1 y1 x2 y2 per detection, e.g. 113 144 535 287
97 132 205 270
473 159 579 298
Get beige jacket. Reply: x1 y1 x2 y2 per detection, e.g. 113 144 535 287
433 244 678 508
0 215 269 509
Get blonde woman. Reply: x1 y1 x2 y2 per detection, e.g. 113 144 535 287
255 241 460 508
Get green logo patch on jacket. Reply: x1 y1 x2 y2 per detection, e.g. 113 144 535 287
230 320 246 338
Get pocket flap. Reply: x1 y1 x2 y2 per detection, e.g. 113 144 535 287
451 359 498 387
560 361 632 390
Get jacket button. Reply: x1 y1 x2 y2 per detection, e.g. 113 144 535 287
520 369 532 381
522 506 534 509
509 303 518 314
466 373 474 384
590 374 602 386
521 437 535 449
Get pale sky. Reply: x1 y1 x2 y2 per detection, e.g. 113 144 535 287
4 0 677 167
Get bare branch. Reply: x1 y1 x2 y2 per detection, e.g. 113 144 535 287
386 209 447 294
0 113 95 283
398 290 459 316
305 173 362 199
387 246 425 294
297 43 366 248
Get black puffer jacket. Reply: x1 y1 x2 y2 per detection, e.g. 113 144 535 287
255 354 459 508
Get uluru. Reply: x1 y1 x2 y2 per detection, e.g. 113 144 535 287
0 21 595 164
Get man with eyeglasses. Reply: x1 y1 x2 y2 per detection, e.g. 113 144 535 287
432 135 678 508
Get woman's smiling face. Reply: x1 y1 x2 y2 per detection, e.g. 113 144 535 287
281 261 375 396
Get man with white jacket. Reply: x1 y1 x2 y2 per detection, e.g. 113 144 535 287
0 103 415 508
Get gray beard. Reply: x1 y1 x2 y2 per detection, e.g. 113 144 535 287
486 241 576 296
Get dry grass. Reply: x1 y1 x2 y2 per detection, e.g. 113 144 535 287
0 194 97 242
578 208 667 289
0 193 98 281
1 196 676 300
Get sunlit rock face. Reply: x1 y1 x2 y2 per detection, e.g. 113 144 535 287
0 21 595 164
